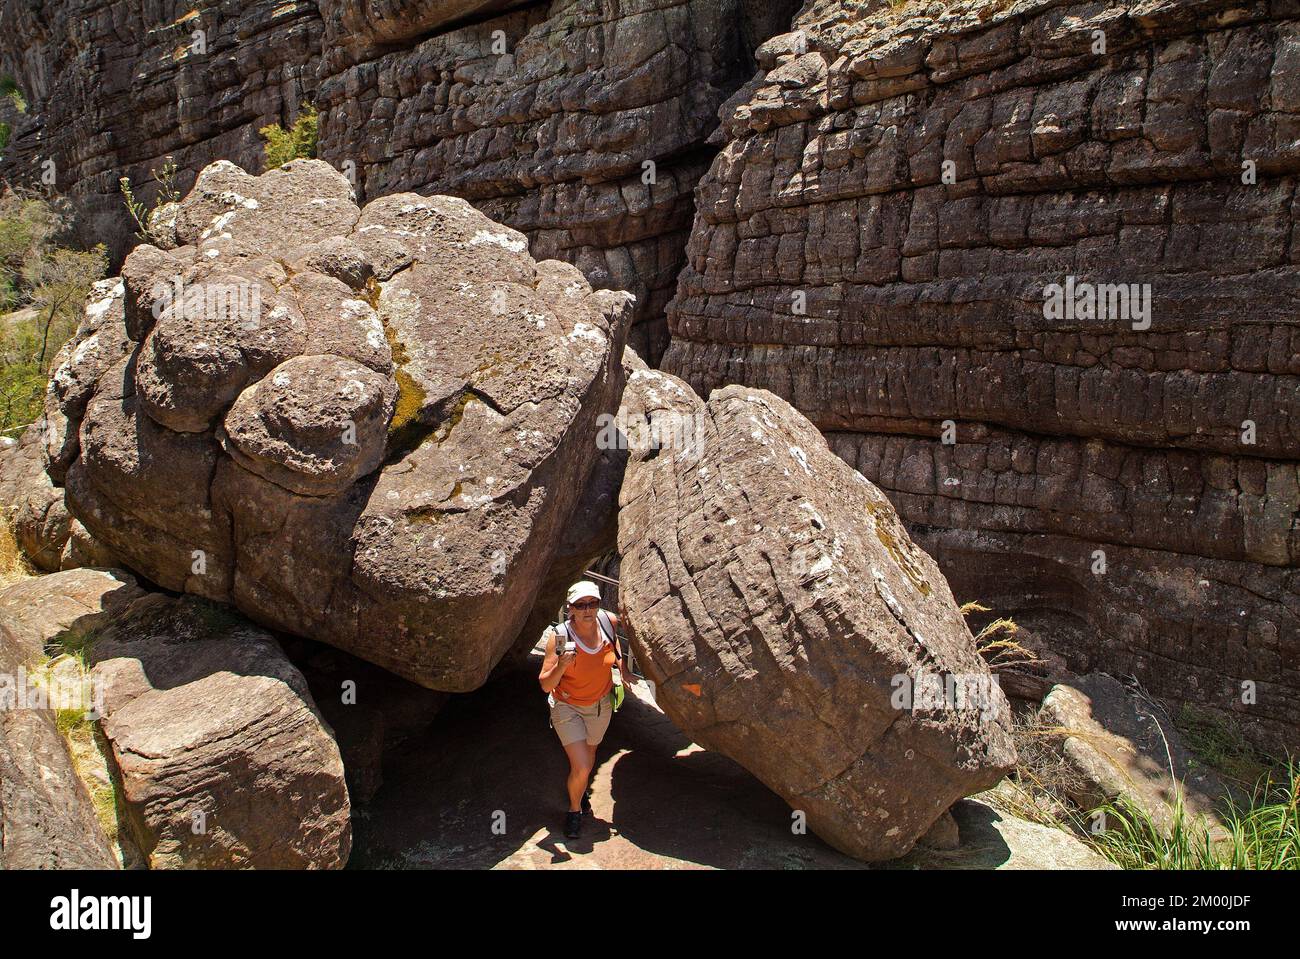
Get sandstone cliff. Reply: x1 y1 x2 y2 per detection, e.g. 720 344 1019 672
0 0 801 361
2 0 1296 754
663 0 1300 752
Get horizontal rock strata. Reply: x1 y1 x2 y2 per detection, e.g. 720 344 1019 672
663 0 1300 752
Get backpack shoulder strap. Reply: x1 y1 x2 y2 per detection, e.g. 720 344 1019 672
596 609 620 660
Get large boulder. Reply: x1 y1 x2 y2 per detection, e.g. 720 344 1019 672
56 158 633 691
616 369 1016 861
0 575 118 869
87 592 352 869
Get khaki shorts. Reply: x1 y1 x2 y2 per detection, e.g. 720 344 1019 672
550 697 613 747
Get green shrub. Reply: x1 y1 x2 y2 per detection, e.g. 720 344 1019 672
0 190 106 435
1090 762 1299 869
0 75 26 112
119 156 180 245
260 105 319 169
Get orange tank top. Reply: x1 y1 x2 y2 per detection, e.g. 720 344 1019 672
555 625 615 707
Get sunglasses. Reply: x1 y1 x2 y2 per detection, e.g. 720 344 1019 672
570 599 600 609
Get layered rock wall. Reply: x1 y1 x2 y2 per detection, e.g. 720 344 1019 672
663 0 1300 751
312 0 800 360
0 0 323 262
1 0 800 359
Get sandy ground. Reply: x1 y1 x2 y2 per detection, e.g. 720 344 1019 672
349 651 870 870
349 650 1111 870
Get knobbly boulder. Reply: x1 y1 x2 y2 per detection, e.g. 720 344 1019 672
55 159 633 691
617 370 1016 861
88 592 352 869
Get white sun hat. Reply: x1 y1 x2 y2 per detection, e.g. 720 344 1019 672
566 580 601 604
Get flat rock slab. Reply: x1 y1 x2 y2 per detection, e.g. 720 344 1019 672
88 593 352 869
0 567 144 663
1042 672 1229 834
947 799 1117 870
616 371 1016 861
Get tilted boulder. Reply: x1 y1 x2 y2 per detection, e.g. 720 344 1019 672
88 592 352 869
0 573 120 869
616 370 1016 861
56 159 632 691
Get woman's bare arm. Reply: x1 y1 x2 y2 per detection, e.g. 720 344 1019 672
538 628 574 693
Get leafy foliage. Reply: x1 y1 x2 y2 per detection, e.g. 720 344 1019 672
259 105 319 169
0 74 27 112
0 190 106 435
119 156 181 245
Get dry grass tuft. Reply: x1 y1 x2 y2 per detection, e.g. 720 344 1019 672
0 514 35 587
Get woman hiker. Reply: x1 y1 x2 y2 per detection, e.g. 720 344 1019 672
538 580 634 839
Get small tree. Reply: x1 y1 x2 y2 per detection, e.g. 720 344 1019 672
260 105 319 169
24 245 108 368
0 190 105 434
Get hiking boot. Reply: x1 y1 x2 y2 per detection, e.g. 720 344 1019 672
564 811 582 839
581 790 592 814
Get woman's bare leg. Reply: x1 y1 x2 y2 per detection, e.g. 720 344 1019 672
563 740 593 813
584 743 599 804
